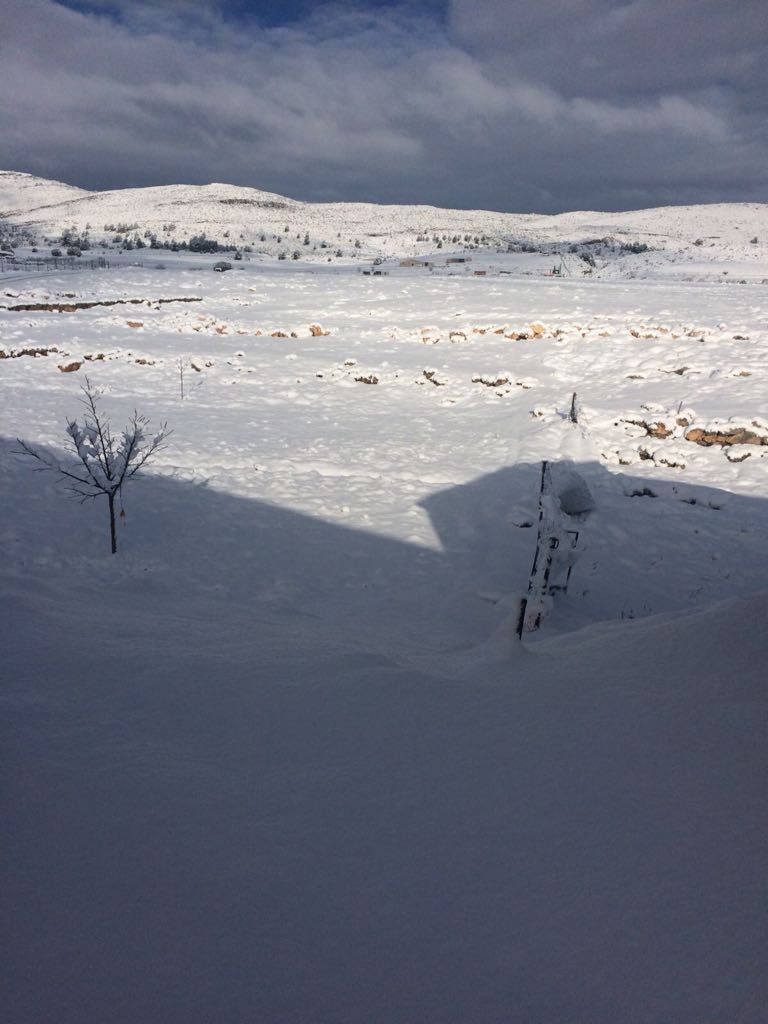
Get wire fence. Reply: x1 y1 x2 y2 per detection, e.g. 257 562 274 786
0 255 111 274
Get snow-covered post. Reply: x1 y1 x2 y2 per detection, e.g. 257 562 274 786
518 461 590 637
518 461 561 636
16 379 170 554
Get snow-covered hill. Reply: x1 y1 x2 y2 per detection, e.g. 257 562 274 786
2 170 767 277
0 170 92 213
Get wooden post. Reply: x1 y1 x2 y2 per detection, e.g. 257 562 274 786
569 392 578 424
518 460 550 637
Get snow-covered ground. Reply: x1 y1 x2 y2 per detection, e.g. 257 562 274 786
2 225 767 1020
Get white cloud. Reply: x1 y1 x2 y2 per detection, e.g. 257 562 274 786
0 0 764 212
570 95 728 139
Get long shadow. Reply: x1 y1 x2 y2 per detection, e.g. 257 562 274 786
2 435 768 1024
2 436 767 648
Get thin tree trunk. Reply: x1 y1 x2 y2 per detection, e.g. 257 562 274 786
108 492 117 554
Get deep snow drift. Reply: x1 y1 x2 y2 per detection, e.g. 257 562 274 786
1 229 767 1022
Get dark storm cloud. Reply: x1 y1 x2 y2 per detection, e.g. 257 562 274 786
449 0 768 99
1 0 765 212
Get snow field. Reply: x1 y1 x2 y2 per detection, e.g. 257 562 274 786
3 263 767 634
2 257 767 1023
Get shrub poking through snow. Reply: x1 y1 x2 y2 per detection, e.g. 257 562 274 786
16 378 170 554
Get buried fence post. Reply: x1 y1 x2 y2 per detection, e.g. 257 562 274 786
517 460 552 638
515 594 528 639
569 391 579 424
517 459 588 638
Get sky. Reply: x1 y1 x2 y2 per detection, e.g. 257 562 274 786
1 0 766 213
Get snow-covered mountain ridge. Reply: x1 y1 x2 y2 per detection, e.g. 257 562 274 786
0 170 91 213
2 170 767 273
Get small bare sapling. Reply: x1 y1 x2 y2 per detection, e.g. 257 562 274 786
16 378 170 553
178 356 204 400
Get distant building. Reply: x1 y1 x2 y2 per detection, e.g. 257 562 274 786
473 270 487 276
447 257 470 264
399 258 432 268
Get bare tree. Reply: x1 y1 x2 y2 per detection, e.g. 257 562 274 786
16 379 170 554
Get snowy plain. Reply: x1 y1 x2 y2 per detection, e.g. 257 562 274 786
1 180 768 1023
